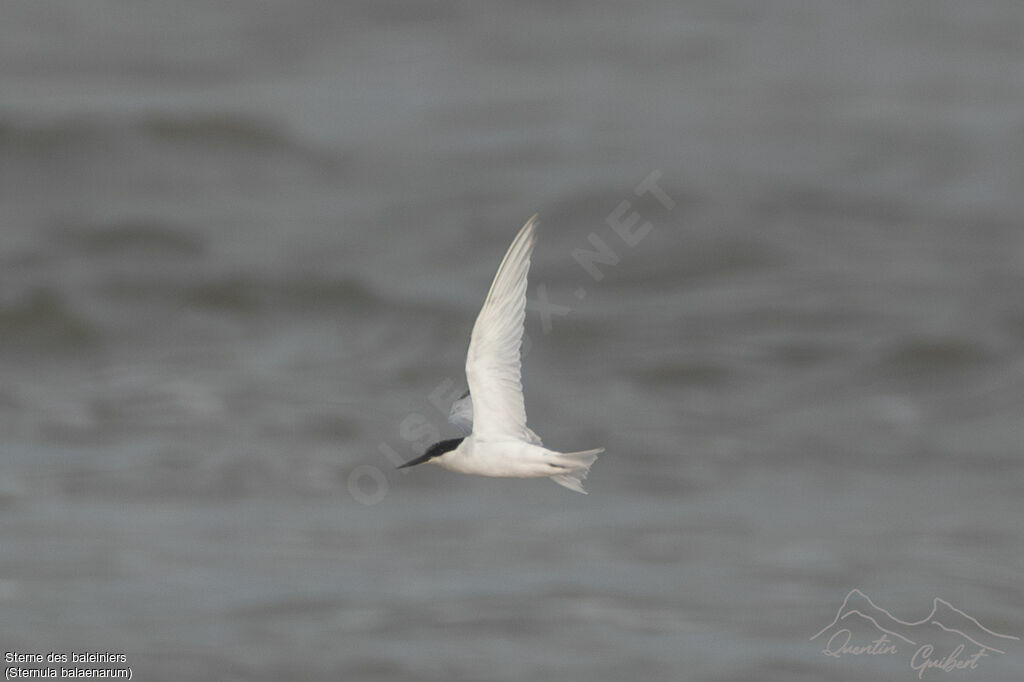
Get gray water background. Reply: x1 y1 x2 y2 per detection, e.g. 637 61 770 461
1 2 1023 680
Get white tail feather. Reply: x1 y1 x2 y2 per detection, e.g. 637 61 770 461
549 448 603 494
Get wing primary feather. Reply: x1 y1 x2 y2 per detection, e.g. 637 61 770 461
480 214 538 308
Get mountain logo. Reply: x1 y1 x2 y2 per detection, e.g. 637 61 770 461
811 589 1018 677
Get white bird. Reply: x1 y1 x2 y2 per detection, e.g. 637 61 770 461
398 215 603 493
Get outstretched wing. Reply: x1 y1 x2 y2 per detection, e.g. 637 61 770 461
464 215 539 442
448 389 542 444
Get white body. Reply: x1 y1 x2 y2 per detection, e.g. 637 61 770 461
422 215 603 493
436 437 601 485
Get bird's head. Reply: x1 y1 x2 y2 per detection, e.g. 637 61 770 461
396 437 465 469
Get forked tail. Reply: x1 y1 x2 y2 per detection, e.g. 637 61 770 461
549 448 604 494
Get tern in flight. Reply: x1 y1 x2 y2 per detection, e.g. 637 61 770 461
398 215 603 493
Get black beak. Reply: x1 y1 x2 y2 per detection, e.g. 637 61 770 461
396 452 434 469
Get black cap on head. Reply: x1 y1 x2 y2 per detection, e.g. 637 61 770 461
396 437 465 469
